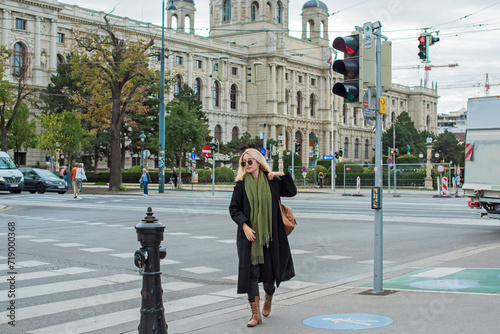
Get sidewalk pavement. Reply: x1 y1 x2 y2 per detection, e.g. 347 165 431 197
163 242 500 333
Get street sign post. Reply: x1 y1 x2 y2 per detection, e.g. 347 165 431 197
260 147 267 156
191 152 196 160
323 155 335 161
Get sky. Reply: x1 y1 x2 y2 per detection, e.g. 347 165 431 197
60 0 500 114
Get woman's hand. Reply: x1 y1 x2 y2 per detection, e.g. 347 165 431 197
268 171 285 180
242 223 257 242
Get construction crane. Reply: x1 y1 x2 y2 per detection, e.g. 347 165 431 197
393 63 459 87
439 74 500 91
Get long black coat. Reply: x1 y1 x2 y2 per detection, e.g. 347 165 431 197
229 172 297 294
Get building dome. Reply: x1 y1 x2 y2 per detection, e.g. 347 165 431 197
173 0 194 4
302 0 328 11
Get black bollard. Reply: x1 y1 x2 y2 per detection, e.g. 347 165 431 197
135 207 168 334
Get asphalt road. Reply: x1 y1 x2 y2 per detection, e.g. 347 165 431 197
0 190 498 333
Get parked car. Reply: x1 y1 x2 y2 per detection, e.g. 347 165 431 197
0 151 24 193
19 168 68 194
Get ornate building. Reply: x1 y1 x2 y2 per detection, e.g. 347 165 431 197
0 0 438 167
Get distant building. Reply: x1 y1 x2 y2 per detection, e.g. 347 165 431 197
437 108 466 143
1 0 439 168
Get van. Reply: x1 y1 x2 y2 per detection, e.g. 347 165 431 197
0 151 24 193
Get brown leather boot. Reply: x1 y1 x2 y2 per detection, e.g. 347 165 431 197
262 291 274 317
247 296 262 327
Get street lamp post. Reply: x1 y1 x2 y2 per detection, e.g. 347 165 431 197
425 136 433 189
158 0 177 193
278 133 284 173
140 131 146 171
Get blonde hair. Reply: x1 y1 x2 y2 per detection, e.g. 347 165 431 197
235 148 271 181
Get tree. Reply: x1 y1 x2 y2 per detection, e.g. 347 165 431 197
0 45 33 151
165 100 210 174
7 102 37 164
382 111 425 158
71 15 159 190
432 130 464 164
37 112 89 164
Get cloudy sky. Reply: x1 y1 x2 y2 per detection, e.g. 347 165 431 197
61 0 500 114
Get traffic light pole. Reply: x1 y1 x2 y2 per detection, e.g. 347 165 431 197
373 21 385 294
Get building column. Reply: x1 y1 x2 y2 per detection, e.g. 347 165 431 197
50 19 57 71
34 17 42 85
2 10 10 47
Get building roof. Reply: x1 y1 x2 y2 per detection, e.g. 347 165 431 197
302 0 328 11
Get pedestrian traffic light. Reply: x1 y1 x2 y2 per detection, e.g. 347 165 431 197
418 34 428 62
45 154 51 162
429 35 440 46
339 148 343 157
295 142 301 153
332 31 363 103
335 151 339 159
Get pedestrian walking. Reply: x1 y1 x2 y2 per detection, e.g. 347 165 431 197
141 168 151 196
172 169 178 188
71 163 79 198
318 172 324 188
59 166 68 181
75 163 87 198
229 148 297 327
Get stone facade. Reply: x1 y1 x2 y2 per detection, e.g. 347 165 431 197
0 0 438 168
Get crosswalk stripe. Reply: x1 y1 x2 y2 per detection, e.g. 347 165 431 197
0 267 94 282
27 295 230 334
0 274 139 302
0 261 49 271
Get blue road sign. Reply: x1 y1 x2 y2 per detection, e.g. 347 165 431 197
260 147 267 156
191 152 196 160
303 313 393 330
322 155 335 160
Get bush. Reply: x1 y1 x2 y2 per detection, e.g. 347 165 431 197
215 167 235 182
197 169 212 183
128 165 142 172
396 154 419 164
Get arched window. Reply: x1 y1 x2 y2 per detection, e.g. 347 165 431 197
307 20 314 39
232 126 239 142
309 94 316 117
12 42 26 77
213 81 220 107
184 15 191 33
342 103 347 124
309 133 316 162
285 89 290 114
296 91 302 116
344 137 349 158
295 131 302 155
171 15 178 30
174 75 182 95
230 84 237 110
391 112 395 124
223 0 232 22
276 1 282 24
266 3 272 21
364 139 370 159
354 138 359 158
214 125 222 143
353 109 358 126
251 2 259 21
194 78 202 101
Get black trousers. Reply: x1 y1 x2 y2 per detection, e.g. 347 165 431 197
248 246 276 302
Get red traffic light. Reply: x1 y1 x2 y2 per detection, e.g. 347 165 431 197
418 36 426 43
333 36 359 56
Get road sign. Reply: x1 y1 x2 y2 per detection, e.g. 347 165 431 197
387 158 393 164
202 145 211 158
302 166 306 172
437 164 445 173
323 155 335 160
260 147 267 156
142 149 151 159
190 152 196 160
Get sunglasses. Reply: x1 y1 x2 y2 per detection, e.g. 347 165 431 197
241 159 254 167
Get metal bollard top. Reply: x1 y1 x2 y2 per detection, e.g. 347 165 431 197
135 207 165 242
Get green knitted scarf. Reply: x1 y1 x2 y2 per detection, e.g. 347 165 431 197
245 170 273 265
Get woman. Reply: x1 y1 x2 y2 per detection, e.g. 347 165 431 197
229 148 297 327
141 168 151 196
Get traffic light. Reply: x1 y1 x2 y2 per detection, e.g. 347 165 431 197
429 35 440 46
212 141 219 153
58 157 64 165
335 152 339 159
295 142 301 153
418 34 428 61
332 31 363 103
247 62 262 85
45 154 51 162
390 149 394 155
339 148 343 157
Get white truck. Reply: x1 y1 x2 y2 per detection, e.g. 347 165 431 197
462 96 500 219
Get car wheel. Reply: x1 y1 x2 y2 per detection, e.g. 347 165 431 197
36 183 46 194
58 191 67 194
29 191 36 194
9 190 22 194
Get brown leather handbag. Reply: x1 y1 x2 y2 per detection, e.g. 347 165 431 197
280 201 296 236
